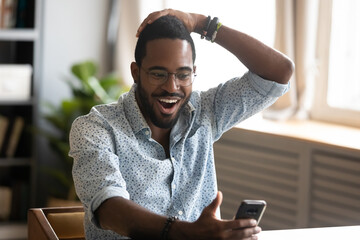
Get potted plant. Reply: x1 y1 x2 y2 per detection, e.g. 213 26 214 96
39 61 130 205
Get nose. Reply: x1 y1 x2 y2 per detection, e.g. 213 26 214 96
161 73 179 91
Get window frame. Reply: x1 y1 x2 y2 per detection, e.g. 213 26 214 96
311 0 360 128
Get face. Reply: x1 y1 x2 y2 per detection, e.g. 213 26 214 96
131 38 195 129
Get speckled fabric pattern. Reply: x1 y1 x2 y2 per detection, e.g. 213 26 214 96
69 71 289 239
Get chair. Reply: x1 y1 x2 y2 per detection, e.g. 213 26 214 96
28 206 85 240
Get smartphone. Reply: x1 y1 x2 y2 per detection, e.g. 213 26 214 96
235 200 267 225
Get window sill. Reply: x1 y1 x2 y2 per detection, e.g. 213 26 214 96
236 115 360 151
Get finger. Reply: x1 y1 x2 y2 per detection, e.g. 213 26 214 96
204 191 223 217
136 9 172 37
243 235 259 240
228 226 262 239
136 13 156 37
136 9 196 37
224 218 257 230
245 226 262 238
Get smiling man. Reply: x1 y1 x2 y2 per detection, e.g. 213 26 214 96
134 38 194 128
132 37 195 156
70 9 294 240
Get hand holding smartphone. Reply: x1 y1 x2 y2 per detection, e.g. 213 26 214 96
235 200 267 225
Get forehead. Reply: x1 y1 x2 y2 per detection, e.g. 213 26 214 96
142 38 193 68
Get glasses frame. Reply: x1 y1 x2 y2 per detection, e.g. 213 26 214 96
140 66 196 87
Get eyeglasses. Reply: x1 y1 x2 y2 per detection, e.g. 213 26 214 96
141 67 196 87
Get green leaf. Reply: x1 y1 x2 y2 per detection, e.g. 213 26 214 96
71 61 97 82
37 60 130 200
87 76 113 103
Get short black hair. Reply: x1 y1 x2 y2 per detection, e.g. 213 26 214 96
135 15 196 67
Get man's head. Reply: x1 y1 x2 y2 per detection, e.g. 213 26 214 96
131 15 196 130
135 15 196 67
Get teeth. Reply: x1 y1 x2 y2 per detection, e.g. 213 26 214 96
159 99 178 104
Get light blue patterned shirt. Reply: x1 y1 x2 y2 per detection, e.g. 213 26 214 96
69 71 288 239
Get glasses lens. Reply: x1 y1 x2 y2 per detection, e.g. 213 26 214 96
147 69 194 86
178 71 194 86
148 70 167 81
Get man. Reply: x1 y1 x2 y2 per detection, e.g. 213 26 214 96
70 9 294 240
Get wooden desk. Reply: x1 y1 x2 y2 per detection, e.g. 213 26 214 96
259 225 360 240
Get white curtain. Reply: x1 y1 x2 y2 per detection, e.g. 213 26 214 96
113 0 165 85
264 0 322 120
113 0 142 86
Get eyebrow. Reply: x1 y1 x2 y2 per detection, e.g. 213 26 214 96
148 66 193 72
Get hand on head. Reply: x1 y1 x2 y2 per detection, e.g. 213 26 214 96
136 9 199 37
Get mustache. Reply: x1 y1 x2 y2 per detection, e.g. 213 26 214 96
152 92 185 98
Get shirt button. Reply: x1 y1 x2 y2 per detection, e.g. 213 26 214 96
172 184 176 189
171 157 175 161
178 210 183 216
145 130 150 136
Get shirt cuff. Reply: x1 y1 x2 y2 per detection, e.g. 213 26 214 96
248 71 290 97
88 186 130 229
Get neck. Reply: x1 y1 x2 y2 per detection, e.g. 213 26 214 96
148 121 171 158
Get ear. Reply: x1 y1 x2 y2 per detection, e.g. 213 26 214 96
130 62 140 84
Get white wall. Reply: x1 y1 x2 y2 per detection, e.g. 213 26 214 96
37 0 110 205
40 0 109 105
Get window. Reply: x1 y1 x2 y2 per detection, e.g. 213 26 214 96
327 0 360 112
313 0 360 127
164 0 275 91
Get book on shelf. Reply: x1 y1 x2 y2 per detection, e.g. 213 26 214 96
0 0 33 29
0 185 12 221
5 116 24 158
9 180 29 221
0 115 9 154
0 115 25 158
0 0 18 29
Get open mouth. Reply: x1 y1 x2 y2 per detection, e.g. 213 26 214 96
158 98 179 114
159 98 177 107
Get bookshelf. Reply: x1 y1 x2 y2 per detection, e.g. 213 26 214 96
0 0 42 228
0 29 39 40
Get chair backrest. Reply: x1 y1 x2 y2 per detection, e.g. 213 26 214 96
28 206 85 240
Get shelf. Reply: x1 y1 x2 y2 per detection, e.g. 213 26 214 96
0 29 39 41
0 0 40 225
0 222 27 240
0 99 34 106
0 158 33 167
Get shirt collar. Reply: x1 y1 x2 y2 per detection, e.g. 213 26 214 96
123 84 150 135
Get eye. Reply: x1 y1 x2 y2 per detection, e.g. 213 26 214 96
176 72 191 80
149 71 167 80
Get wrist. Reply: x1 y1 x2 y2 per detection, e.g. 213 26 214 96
194 14 209 35
167 220 193 240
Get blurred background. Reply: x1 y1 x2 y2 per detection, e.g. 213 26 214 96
0 0 359 239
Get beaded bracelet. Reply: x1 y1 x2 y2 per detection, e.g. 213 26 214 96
211 22 222 42
200 16 222 42
205 17 219 41
161 216 178 240
201 16 211 39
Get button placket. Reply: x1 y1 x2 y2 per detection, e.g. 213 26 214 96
170 156 178 198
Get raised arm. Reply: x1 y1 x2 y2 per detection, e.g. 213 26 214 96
137 9 294 84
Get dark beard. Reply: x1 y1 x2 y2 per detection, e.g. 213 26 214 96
136 78 190 129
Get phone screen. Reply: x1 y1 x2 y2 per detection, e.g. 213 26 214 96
235 200 267 224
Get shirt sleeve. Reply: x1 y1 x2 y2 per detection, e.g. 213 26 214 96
210 71 289 141
69 109 130 228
